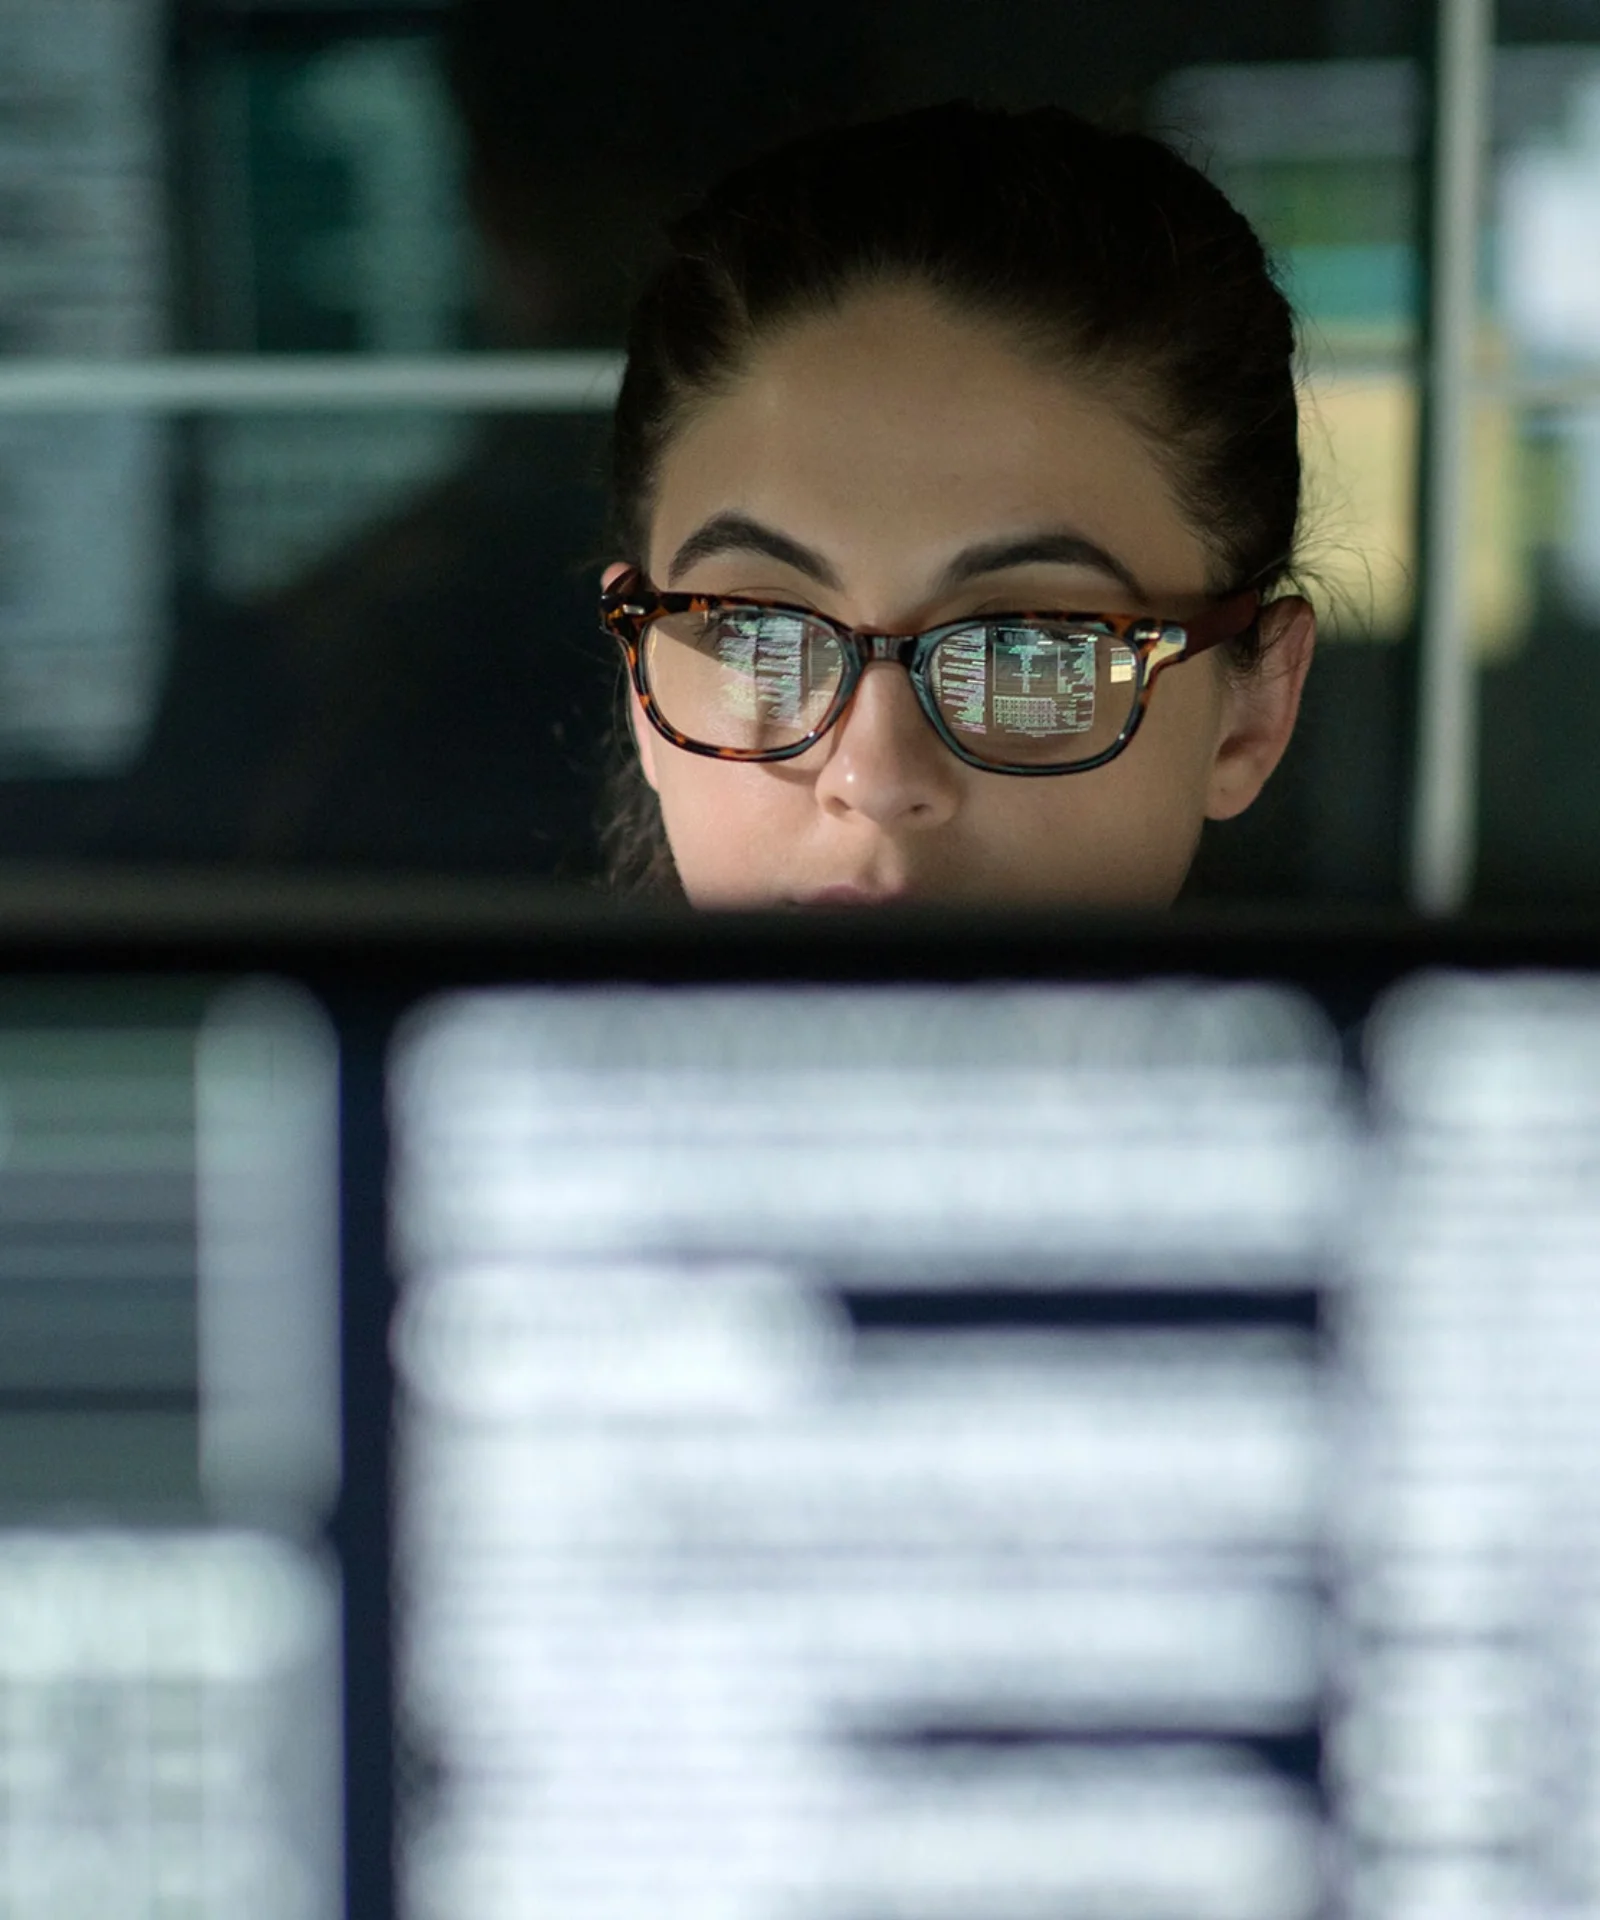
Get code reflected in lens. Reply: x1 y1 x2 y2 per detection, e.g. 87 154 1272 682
931 625 1139 767
645 612 844 752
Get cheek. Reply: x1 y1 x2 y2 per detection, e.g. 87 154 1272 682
976 670 1225 904
1077 754 1208 900
1147 658 1228 776
651 753 811 903
974 773 1202 905
1080 670 1226 887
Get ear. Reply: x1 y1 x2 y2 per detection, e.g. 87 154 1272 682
1204 596 1316 821
601 560 632 593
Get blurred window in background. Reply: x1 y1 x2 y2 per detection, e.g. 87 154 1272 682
1155 55 1423 902
1157 58 1422 648
0 0 167 781
1478 20 1600 905
0 0 1576 910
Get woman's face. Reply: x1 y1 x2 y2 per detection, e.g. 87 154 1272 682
619 283 1312 908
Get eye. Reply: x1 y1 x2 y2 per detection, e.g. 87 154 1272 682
686 607 788 654
643 605 845 747
924 619 1146 769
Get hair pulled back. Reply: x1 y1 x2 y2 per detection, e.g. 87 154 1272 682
610 100 1301 598
602 101 1303 892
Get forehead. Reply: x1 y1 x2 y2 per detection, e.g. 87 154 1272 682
647 284 1214 601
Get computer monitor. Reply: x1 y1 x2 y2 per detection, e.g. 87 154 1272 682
2 894 1597 1920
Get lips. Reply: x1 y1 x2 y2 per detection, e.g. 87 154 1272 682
791 882 909 908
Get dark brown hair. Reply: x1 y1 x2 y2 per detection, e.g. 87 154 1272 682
604 101 1302 892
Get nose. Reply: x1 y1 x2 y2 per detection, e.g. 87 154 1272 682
812 662 963 829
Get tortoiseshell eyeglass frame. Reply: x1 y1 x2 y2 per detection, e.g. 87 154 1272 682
600 565 1262 777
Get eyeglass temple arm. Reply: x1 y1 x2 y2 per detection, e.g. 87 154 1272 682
1157 589 1263 668
600 565 647 620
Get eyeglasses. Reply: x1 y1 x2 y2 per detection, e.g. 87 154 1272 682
601 566 1261 776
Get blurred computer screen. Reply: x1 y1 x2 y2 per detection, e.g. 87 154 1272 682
4 910 1600 1917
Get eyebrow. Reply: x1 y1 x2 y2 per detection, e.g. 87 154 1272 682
936 530 1146 601
666 513 842 589
665 513 1145 601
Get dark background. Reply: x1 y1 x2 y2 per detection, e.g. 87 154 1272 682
0 0 1596 907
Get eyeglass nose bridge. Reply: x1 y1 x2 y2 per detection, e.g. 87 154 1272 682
824 632 944 744
855 631 923 667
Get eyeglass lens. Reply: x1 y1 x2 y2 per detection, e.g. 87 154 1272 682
641 607 1143 767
